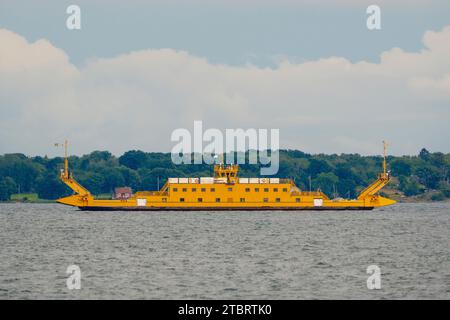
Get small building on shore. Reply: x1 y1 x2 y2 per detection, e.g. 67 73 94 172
114 187 132 200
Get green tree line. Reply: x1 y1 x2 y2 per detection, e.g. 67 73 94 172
0 148 449 201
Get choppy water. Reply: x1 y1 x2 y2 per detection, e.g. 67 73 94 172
0 203 449 299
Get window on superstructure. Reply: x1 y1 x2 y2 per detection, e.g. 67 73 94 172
283 188 288 192
198 198 203 202
173 188 178 192
263 198 268 202
228 187 233 192
192 188 197 192
201 188 206 192
264 188 269 192
180 198 185 202
182 188 187 192
215 198 221 202
245 188 250 192
273 188 278 192
255 188 260 192
162 198 167 202
296 198 300 202
240 198 245 202
276 198 281 202
210 188 215 192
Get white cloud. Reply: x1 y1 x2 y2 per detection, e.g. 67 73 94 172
0 26 449 156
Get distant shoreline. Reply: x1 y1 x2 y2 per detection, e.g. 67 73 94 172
1 149 449 203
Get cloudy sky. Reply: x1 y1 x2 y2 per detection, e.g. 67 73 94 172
0 0 449 157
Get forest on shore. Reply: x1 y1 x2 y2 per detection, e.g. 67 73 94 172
0 148 449 202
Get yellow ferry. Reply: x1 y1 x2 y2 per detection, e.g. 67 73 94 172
57 142 396 211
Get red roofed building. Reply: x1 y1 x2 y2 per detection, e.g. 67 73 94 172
114 187 132 200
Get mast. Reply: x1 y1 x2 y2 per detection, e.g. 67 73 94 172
382 140 387 177
64 140 69 179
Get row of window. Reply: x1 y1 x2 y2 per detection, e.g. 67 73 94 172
218 172 235 177
172 187 289 193
173 187 215 192
175 198 302 203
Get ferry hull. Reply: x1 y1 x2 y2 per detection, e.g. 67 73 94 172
57 192 395 211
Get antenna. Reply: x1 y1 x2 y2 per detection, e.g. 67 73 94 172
55 140 69 178
382 140 388 176
64 140 69 178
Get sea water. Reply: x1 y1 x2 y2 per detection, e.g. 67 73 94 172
0 203 449 299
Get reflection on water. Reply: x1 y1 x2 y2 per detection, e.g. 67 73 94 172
0 202 449 299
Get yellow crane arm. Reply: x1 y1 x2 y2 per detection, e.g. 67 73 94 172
60 173 91 196
357 174 390 200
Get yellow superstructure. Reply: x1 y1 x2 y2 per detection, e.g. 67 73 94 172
57 142 396 211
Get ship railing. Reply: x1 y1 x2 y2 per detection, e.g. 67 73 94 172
239 178 294 184
279 178 294 184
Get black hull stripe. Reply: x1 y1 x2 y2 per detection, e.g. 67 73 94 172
78 206 374 211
